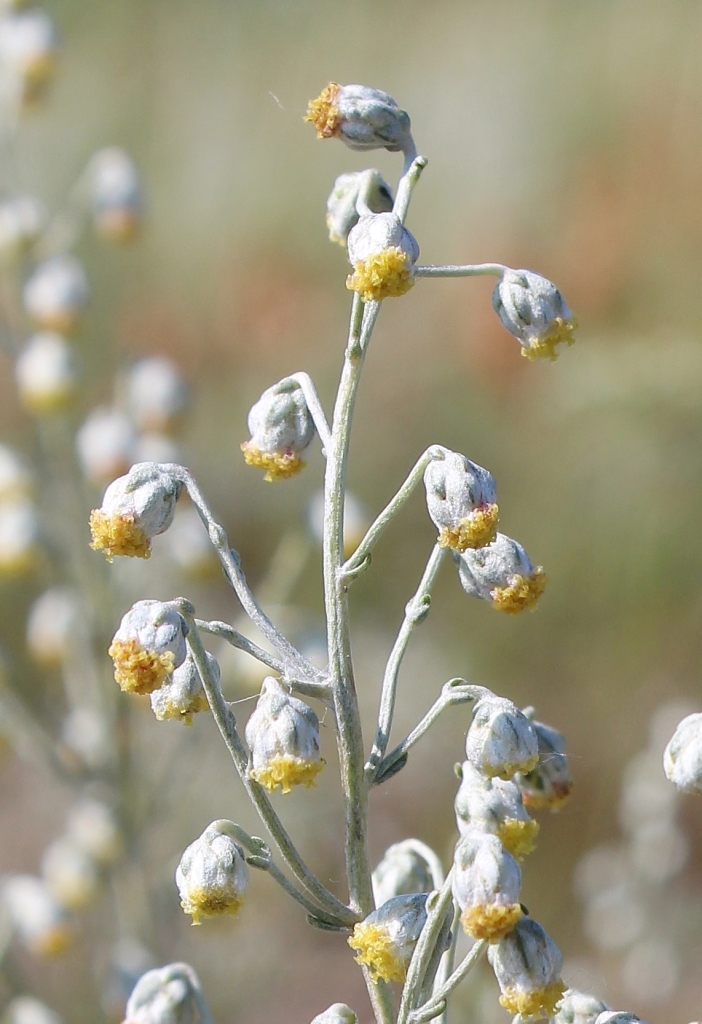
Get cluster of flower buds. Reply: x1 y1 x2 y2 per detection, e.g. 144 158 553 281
88 147 142 243
0 443 38 575
348 892 450 983
108 599 188 695
0 6 57 105
175 821 250 925
493 269 577 362
121 962 212 1024
242 378 315 481
455 532 546 614
245 676 322 793
325 169 393 245
89 462 182 561
424 447 498 552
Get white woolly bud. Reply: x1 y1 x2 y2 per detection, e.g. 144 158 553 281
455 532 546 614
424 448 498 551
487 917 565 1019
41 837 100 911
663 712 702 794
551 989 608 1024
1 997 63 1024
76 407 135 485
308 489 369 558
465 697 539 781
0 444 32 500
454 762 538 860
310 1005 358 1024
346 212 419 302
493 269 576 363
0 10 56 103
348 893 448 984
175 820 249 925
23 256 88 334
15 332 78 415
66 799 122 865
515 716 573 812
372 840 435 906
245 677 322 793
126 357 187 433
242 378 315 481
306 83 414 156
150 650 215 724
326 170 393 245
2 875 73 957
0 499 38 574
89 462 182 561
0 195 45 259
108 600 188 696
88 147 141 242
452 829 522 941
122 962 210 1024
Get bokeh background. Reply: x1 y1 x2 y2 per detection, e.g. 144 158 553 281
1 1 702 1022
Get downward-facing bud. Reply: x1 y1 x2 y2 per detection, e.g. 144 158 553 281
465 697 539 781
2 997 63 1024
66 799 122 866
241 379 315 481
108 600 187 695
90 462 182 561
487 916 565 1018
372 840 435 906
2 875 73 957
424 448 498 551
23 256 89 334
552 989 608 1024
15 332 78 415
326 170 393 245
175 821 249 925
663 712 702 795
310 1005 358 1024
516 716 573 811
305 83 414 156
452 830 522 941
348 893 447 983
0 195 45 259
455 533 546 614
346 212 419 302
41 838 99 911
126 357 188 433
150 650 214 724
245 677 322 793
76 406 135 485
88 147 141 243
454 762 539 860
0 10 57 103
122 962 210 1024
493 269 576 363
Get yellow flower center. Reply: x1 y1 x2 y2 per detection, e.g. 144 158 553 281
499 980 566 1018
241 442 306 482
521 317 577 362
491 568 546 614
460 902 522 942
250 755 323 794
348 922 406 983
304 82 342 137
180 886 243 926
108 638 175 695
522 780 573 812
152 689 209 725
497 818 540 861
346 248 415 302
90 509 151 561
439 504 499 552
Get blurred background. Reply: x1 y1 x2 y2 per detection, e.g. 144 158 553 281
1 1 702 1022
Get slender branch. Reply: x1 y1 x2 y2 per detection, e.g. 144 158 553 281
394 156 428 224
413 263 507 279
410 940 487 1024
366 544 447 779
397 873 455 1024
288 372 332 453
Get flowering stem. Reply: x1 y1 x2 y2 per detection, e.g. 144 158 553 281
366 544 447 779
288 372 332 452
413 263 507 279
410 940 487 1024
397 872 455 1024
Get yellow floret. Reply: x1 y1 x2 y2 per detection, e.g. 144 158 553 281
499 980 566 1018
89 509 151 561
240 442 306 482
250 755 323 795
304 82 342 137
152 690 209 725
346 248 415 302
108 638 175 696
460 902 522 942
180 887 243 926
491 569 546 614
522 781 573 812
348 922 406 983
497 818 540 861
521 317 577 362
439 504 499 552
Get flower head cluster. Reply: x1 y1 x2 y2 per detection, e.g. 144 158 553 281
245 677 322 793
90 462 182 561
108 600 188 695
424 448 498 551
493 269 576 362
241 378 315 481
176 821 250 925
455 532 546 614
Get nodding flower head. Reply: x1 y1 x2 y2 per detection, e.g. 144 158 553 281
487 916 565 1019
15 332 78 416
23 256 89 334
493 269 576 363
89 462 182 561
346 212 419 302
0 10 57 104
245 677 322 793
150 650 214 725
326 170 394 246
663 712 702 795
123 962 210 1024
516 716 573 811
241 378 315 481
455 532 546 614
454 762 539 861
0 195 45 260
465 697 539 781
424 448 498 552
551 989 608 1024
372 840 435 906
2 875 73 958
175 821 249 925
305 83 414 156
88 147 141 243
41 838 100 912
452 829 523 942
108 600 187 696
348 893 448 983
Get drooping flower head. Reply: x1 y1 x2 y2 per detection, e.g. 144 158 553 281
0 10 57 104
552 989 608 1024
241 378 315 481
465 697 539 781
487 916 565 1019
90 462 182 561
424 448 498 552
108 600 187 695
326 169 394 246
2 875 73 957
515 716 573 811
455 532 546 614
15 332 78 415
150 650 214 725
23 256 89 334
348 893 448 983
372 839 435 907
122 962 211 1024
493 269 576 362
245 677 322 793
452 829 523 941
175 821 250 925
305 83 414 157
454 761 539 860
346 212 419 302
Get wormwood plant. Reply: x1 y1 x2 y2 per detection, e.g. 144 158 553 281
90 83 660 1024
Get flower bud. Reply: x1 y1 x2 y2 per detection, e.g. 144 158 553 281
108 600 188 695
465 697 539 781
245 677 322 793
305 83 414 156
493 269 576 363
150 650 214 724
0 444 32 500
663 712 702 795
2 875 73 956
310 1005 358 1024
452 830 522 941
424 449 498 552
515 717 573 811
122 962 210 1024
326 170 393 246
348 893 447 983
41 837 100 911
454 762 539 860
2 998 62 1024
15 332 78 415
455 533 546 614
372 840 435 906
76 406 135 485
346 212 419 302
0 499 38 574
126 357 188 433
487 917 565 1018
175 821 249 925
241 379 315 481
0 10 57 104
552 989 608 1024
90 462 182 561
23 256 88 334
0 195 45 260
88 147 141 242
66 799 122 866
